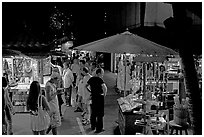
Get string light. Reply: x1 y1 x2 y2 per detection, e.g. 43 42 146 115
49 6 75 44
104 9 107 35
49 7 68 31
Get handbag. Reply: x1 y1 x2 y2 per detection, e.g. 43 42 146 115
30 94 50 131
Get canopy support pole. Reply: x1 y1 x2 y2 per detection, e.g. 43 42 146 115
40 59 44 84
143 62 147 134
124 53 127 97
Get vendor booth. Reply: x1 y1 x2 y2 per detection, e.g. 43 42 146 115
3 56 51 113
75 31 190 135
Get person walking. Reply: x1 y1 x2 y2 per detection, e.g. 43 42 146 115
62 62 74 107
74 74 84 112
45 72 62 135
86 68 107 133
71 58 80 88
27 81 50 135
71 59 81 108
51 66 64 120
2 75 16 135
81 67 92 125
2 77 8 135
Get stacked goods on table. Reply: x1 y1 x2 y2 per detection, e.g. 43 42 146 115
117 92 160 113
117 94 143 112
173 95 189 126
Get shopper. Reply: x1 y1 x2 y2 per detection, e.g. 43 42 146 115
2 75 15 135
2 77 8 135
74 74 84 112
27 81 50 135
90 62 97 76
71 58 80 88
52 67 64 120
81 67 92 125
86 68 107 133
45 72 62 135
3 73 18 103
62 62 74 107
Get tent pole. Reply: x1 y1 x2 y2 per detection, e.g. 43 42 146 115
124 53 127 97
40 59 44 84
143 62 147 134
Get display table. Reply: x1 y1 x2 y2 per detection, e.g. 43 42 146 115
117 100 145 135
11 83 45 113
117 93 163 135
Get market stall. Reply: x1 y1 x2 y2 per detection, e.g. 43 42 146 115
3 56 51 113
75 31 181 135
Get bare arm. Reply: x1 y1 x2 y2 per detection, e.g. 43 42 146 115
45 83 58 102
42 95 50 112
102 83 107 96
4 87 14 110
85 84 91 93
70 71 74 83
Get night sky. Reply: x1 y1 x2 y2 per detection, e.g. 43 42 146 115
2 2 202 55
3 2 114 45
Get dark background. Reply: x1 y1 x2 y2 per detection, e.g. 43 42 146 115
2 2 202 55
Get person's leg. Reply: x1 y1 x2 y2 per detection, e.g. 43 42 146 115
68 86 72 106
33 131 39 135
5 106 13 135
39 130 46 135
64 88 69 106
84 103 90 121
59 103 62 117
87 104 91 121
52 127 58 135
2 110 7 135
96 116 103 132
81 103 86 118
9 92 13 103
57 94 63 117
90 106 96 130
73 73 77 87
46 125 52 134
76 91 78 102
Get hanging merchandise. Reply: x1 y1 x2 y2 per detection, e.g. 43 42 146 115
43 56 52 76
3 58 13 76
24 59 33 77
13 57 24 81
3 59 9 72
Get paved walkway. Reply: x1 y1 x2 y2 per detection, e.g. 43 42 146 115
12 71 120 135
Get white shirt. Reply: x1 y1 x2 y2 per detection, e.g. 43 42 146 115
71 63 80 75
62 68 74 88
82 74 92 103
77 80 83 96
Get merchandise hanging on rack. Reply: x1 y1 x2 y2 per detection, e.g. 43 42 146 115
75 31 179 135
24 58 33 77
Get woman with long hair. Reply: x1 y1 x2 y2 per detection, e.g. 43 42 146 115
27 81 50 135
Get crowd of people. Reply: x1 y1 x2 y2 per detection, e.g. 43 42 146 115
2 57 107 135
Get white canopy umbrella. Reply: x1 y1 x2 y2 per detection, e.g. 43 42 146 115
75 31 178 97
75 31 178 134
75 31 178 55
